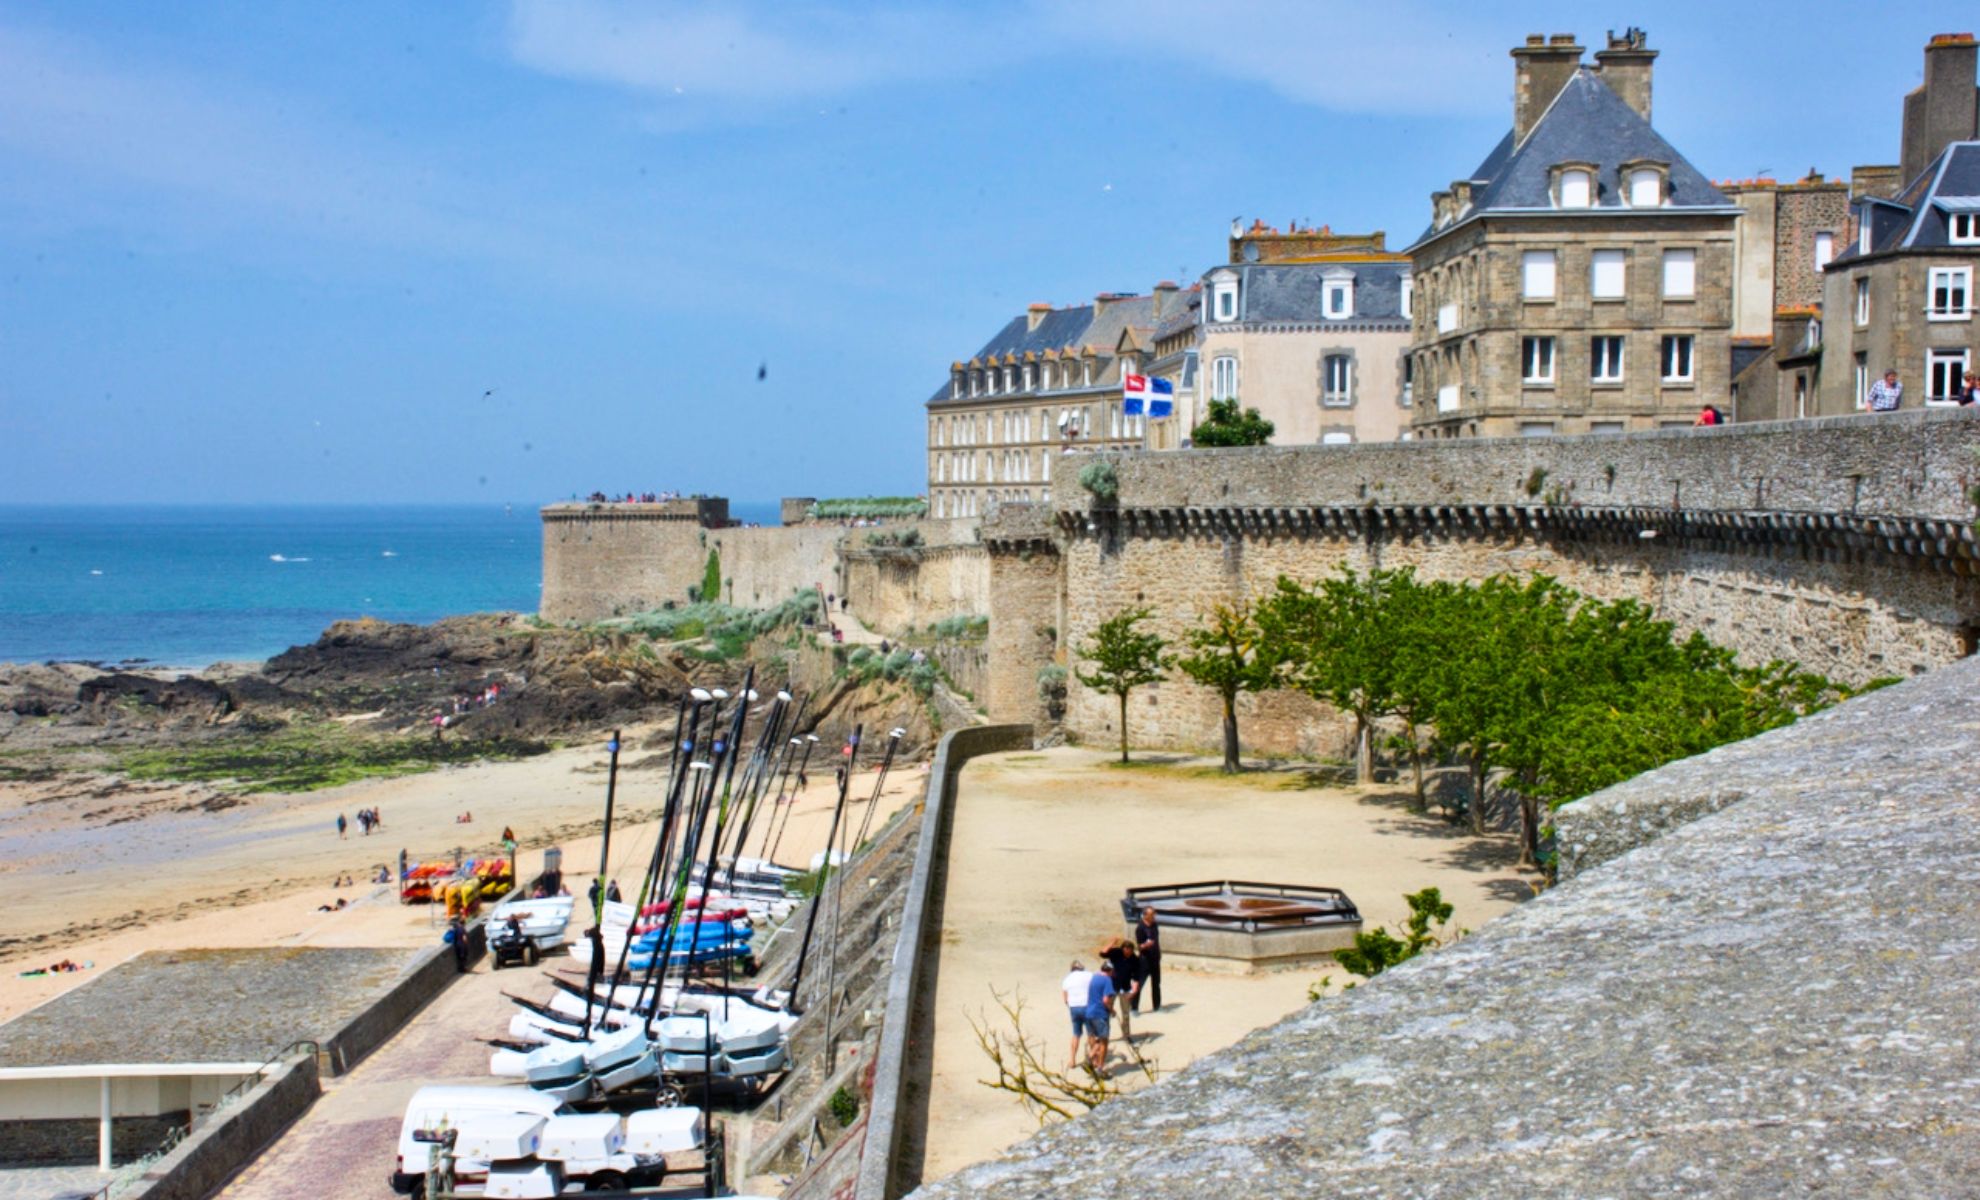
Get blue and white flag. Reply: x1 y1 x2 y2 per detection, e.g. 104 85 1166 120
1122 373 1175 418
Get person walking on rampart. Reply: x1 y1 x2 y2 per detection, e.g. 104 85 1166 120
1135 907 1163 1011
1869 369 1903 412
1061 960 1094 1069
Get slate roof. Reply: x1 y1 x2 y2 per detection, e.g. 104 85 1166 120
927 294 1175 408
1409 69 1734 250
1230 261 1412 324
1832 141 1980 261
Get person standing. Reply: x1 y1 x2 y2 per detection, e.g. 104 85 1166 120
1098 937 1142 1042
336 813 347 840
606 880 623 903
1082 966 1116 1072
1061 960 1094 1069
1135 907 1162 1011
1868 369 1903 412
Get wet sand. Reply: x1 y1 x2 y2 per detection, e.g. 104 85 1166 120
920 747 1539 1182
0 729 925 1025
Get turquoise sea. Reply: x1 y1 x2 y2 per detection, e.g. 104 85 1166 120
0 502 782 668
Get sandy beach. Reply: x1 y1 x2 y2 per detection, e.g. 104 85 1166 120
918 747 1538 1181
0 729 927 1025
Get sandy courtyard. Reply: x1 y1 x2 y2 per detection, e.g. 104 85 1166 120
920 747 1538 1182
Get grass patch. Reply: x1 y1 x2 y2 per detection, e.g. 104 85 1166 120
115 722 551 793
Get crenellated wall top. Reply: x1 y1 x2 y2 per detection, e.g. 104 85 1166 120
1047 410 1980 523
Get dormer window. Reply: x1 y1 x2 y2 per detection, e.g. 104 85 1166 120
1210 270 1238 322
1557 167 1594 208
1023 365 1035 391
1620 159 1668 208
1321 268 1355 319
1950 211 1979 245
1399 273 1413 318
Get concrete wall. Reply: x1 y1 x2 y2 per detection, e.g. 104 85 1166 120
982 410 1980 752
124 1055 321 1200
853 723 1034 1200
317 922 483 1077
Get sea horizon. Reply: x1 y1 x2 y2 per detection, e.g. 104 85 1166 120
0 500 785 669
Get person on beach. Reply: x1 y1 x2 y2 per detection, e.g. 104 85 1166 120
1135 907 1162 1011
1061 959 1095 1069
336 813 347 839
607 880 622 903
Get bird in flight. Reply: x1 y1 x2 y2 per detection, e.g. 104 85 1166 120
757 363 768 381
483 388 496 398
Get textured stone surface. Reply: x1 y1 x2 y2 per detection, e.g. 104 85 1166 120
0 948 423 1068
911 655 1980 1199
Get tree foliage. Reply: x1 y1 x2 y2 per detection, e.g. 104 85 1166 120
1075 607 1170 763
1172 600 1281 772
699 549 722 605
1230 566 1852 868
1189 397 1275 447
1331 887 1456 980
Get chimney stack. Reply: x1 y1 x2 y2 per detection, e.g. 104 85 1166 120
1593 27 1656 122
1902 33 1979 183
1512 33 1585 144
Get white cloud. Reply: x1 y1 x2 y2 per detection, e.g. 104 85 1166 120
505 0 969 102
504 0 1504 117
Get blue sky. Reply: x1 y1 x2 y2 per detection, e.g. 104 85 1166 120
0 1 1965 504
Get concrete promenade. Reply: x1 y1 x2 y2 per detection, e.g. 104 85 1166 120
210 957 514 1200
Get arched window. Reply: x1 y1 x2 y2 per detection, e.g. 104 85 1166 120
1628 168 1661 207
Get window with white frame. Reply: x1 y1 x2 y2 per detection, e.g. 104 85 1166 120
1927 266 1971 319
1519 421 1556 437
1082 361 1093 386
1628 169 1661 207
1928 348 1970 401
1591 335 1625 382
1591 249 1627 299
1521 336 1556 383
1662 248 1695 297
1558 169 1593 208
1320 431 1353 445
1814 231 1835 270
1521 250 1557 299
1437 301 1458 333
1660 334 1695 382
1399 275 1413 317
1023 365 1034 390
1854 277 1871 325
1213 278 1237 322
1323 278 1354 319
1950 212 1978 244
1401 356 1413 406
1005 367 1016 391
1322 354 1352 405
1853 352 1869 408
1859 214 1872 254
1211 356 1238 400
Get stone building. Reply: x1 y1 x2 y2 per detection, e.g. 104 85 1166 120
1817 33 1980 413
1197 223 1413 445
923 288 1192 519
1407 30 1740 438
1724 173 1851 421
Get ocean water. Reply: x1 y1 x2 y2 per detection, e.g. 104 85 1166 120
0 502 782 668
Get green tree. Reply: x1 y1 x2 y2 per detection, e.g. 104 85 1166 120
1075 607 1170 764
700 549 722 605
1255 567 1408 784
1379 573 1464 813
1332 888 1456 979
1173 599 1281 773
1189 397 1275 447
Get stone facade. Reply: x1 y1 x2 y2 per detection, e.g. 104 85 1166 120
1817 249 1980 412
1408 31 1741 438
981 411 1980 757
837 519 989 636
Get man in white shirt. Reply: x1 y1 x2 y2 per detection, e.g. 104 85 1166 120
1061 960 1093 1068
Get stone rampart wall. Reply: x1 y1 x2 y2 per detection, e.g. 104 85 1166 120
982 411 1980 754
707 524 844 610
841 526 989 637
540 507 709 622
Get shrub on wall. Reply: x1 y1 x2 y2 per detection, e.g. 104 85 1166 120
1077 459 1119 502
811 497 929 520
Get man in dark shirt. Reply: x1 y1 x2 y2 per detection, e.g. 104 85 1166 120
1135 907 1162 1011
